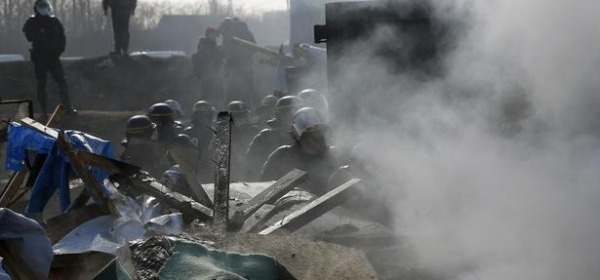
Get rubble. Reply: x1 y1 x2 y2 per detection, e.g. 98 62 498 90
0 108 390 279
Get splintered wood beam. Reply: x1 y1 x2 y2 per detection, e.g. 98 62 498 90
56 131 111 213
230 169 308 229
259 178 362 235
19 117 59 138
168 146 213 208
213 111 232 234
0 105 66 207
240 204 276 233
0 172 28 208
123 172 213 222
77 150 141 176
46 104 67 125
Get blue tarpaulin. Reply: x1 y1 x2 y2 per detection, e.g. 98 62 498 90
5 122 115 214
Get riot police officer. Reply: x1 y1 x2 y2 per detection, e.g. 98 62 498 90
261 107 339 194
147 103 181 142
245 95 302 181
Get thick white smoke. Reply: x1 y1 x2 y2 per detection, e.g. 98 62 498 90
331 0 600 279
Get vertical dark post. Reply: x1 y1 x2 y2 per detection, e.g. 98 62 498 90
213 111 232 234
26 99 34 118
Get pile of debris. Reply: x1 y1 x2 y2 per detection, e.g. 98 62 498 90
0 105 412 279
0 105 386 279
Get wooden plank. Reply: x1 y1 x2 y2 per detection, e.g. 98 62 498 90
121 172 213 222
259 178 362 235
20 117 59 138
46 104 67 125
0 172 28 208
168 146 213 208
0 105 66 207
230 169 308 229
213 111 232 234
232 37 294 64
56 131 111 213
6 187 29 207
239 204 276 233
77 150 141 176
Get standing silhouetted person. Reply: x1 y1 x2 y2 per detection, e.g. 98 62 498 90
193 27 224 106
23 0 74 116
103 0 136 56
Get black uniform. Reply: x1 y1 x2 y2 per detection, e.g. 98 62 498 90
221 20 257 105
261 144 339 195
23 14 71 116
103 0 136 55
244 128 292 181
155 122 180 142
230 123 259 182
182 124 215 183
193 38 224 106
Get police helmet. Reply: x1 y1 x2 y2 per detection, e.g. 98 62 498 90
261 95 278 108
125 115 156 138
192 100 216 123
291 107 327 141
297 89 329 122
164 99 183 119
267 95 302 127
147 103 174 124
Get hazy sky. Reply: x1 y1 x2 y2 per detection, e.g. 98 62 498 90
142 0 288 13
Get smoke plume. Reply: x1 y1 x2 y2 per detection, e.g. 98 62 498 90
330 0 600 279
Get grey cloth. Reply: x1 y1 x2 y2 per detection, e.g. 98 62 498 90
0 208 53 280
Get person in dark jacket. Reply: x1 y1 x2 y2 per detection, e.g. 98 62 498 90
182 100 216 183
23 0 74 116
219 18 257 105
103 0 136 56
261 107 339 194
146 103 182 142
245 95 302 181
193 27 224 106
227 100 260 181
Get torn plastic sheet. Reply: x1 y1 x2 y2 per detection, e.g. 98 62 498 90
6 123 116 214
145 213 183 235
53 192 183 256
159 239 286 280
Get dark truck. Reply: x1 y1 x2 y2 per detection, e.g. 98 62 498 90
314 0 450 123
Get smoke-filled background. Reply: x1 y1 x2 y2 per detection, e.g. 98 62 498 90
330 0 600 279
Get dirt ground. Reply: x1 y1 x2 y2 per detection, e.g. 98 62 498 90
0 55 275 113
